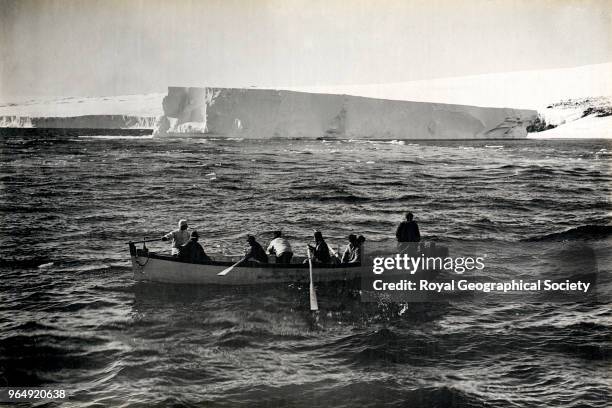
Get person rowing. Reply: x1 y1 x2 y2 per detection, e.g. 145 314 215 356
341 234 363 264
307 230 331 264
236 235 268 266
178 230 211 263
267 230 293 264
161 219 190 256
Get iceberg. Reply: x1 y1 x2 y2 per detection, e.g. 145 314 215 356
0 88 540 139
0 93 163 131
155 87 537 139
0 115 158 129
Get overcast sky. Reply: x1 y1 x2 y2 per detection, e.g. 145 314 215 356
1 0 610 99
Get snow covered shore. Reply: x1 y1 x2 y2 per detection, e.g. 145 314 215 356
527 97 612 139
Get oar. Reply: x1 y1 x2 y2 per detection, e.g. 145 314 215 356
217 258 243 276
306 246 318 311
124 238 162 244
327 242 342 262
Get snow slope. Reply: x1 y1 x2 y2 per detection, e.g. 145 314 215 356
527 97 612 139
289 63 612 110
156 87 536 139
0 94 163 117
528 115 612 139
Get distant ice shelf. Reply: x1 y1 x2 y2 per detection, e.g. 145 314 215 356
0 115 158 129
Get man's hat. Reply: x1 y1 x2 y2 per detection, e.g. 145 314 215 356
190 230 199 238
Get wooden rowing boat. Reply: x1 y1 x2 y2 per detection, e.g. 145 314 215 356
129 241 448 285
129 242 369 285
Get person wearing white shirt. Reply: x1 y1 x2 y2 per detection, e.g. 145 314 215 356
267 231 293 264
161 219 190 256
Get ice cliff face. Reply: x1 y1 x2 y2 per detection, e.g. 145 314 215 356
0 93 163 130
0 115 158 129
155 87 537 139
0 88 537 138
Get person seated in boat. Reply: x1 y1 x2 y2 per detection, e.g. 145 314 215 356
395 212 421 242
357 235 366 247
240 235 268 265
267 231 293 264
178 230 211 263
307 230 331 264
341 234 362 264
161 219 190 256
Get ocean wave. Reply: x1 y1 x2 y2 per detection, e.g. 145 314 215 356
280 193 371 203
522 225 612 242
517 322 611 359
78 135 154 140
1 135 611 406
216 328 310 348
0 257 52 268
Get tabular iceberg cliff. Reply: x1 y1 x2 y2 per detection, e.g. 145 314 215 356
155 87 537 139
0 93 163 131
0 88 538 139
0 115 158 129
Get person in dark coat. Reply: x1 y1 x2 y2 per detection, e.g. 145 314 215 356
244 235 268 264
395 212 421 242
179 230 211 263
308 230 331 264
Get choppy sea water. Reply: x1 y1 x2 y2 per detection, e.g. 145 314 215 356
1 133 611 407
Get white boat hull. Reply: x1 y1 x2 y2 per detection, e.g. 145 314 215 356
129 241 367 285
129 242 448 285
131 255 367 285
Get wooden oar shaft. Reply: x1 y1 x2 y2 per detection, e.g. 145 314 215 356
307 246 318 311
125 238 162 244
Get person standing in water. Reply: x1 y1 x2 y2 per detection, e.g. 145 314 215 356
395 212 421 242
162 219 190 256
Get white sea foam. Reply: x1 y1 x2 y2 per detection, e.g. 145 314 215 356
78 135 154 140
37 262 54 269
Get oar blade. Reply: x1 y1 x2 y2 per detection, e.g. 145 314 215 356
306 246 318 311
309 282 318 311
217 259 241 276
217 266 233 276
